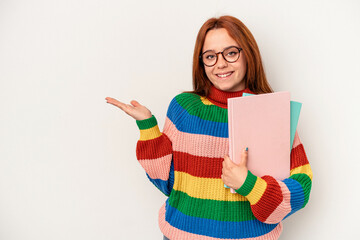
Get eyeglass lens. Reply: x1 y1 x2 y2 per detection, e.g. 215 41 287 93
202 47 240 67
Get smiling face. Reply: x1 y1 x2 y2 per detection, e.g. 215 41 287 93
202 28 247 92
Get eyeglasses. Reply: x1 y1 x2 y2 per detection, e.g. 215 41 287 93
200 46 243 67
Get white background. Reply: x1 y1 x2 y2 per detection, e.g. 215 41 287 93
1 0 359 239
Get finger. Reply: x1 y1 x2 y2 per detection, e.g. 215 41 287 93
130 100 142 107
221 174 226 183
240 147 248 166
223 155 231 168
224 155 231 163
222 163 226 174
107 98 126 109
105 97 117 104
106 98 133 113
225 155 237 168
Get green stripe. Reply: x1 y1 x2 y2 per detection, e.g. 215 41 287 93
290 173 312 208
236 170 257 197
136 115 157 130
168 190 256 222
175 93 228 123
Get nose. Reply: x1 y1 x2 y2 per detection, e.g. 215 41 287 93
216 53 228 68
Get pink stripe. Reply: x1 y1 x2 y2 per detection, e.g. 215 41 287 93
158 203 283 240
292 131 301 149
265 181 291 224
138 154 172 180
164 118 229 158
163 116 178 141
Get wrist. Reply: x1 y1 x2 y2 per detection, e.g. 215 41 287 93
136 115 162 140
235 170 257 196
136 115 156 129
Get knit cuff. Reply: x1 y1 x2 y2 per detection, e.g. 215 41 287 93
235 170 257 196
136 115 162 140
136 115 157 130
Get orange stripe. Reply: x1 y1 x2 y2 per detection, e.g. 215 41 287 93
264 181 291 224
174 151 223 178
290 144 309 170
136 134 172 160
251 176 283 222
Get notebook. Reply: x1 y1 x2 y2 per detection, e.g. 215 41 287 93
243 93 302 150
227 91 291 193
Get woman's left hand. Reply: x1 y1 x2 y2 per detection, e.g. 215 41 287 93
221 148 249 190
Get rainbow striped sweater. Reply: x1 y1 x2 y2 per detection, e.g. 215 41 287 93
135 86 312 240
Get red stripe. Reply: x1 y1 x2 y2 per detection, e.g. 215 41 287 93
290 144 309 170
251 176 283 222
174 151 223 178
136 134 172 160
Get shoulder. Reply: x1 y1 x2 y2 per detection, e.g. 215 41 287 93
166 92 203 116
175 92 201 103
168 92 202 109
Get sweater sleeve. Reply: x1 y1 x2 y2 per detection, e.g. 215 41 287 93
135 98 178 196
236 131 312 224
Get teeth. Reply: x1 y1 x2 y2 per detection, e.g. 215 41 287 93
217 72 232 78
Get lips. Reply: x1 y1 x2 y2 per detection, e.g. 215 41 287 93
216 71 233 78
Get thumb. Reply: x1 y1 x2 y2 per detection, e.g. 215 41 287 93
240 147 248 166
130 100 142 107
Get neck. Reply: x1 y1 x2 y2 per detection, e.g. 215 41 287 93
207 85 253 108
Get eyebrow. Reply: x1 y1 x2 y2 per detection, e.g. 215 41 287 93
202 45 240 53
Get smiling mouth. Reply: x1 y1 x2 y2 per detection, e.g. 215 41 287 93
216 72 233 78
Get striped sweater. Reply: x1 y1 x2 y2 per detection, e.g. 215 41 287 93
135 86 312 240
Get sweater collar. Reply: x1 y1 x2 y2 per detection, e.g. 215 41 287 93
207 85 254 108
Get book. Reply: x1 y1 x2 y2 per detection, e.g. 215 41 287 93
227 92 291 193
243 93 302 149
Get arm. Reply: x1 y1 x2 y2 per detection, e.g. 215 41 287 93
235 131 313 224
105 96 178 196
136 115 175 196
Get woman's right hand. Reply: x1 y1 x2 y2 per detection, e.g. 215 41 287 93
105 97 152 121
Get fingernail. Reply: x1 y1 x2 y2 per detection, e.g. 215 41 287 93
245 147 248 151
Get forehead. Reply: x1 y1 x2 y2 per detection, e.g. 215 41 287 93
203 28 238 52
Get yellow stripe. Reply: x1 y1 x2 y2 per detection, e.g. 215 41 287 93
290 164 313 180
139 125 162 140
173 171 247 202
246 178 267 205
200 96 214 105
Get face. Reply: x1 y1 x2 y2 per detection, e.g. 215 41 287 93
202 28 247 92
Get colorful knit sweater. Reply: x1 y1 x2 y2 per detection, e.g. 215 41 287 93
135 86 312 240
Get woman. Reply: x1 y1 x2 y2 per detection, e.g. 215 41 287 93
106 15 312 240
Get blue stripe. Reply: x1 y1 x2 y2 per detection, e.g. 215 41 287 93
167 98 228 138
146 162 174 196
164 201 277 238
282 178 304 219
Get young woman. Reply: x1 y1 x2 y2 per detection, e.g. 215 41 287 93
106 15 312 240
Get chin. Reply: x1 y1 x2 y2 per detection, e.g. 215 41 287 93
215 84 241 92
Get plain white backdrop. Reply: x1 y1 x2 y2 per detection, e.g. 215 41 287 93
1 0 359 239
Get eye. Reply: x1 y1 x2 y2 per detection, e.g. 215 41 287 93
205 54 216 60
227 51 237 56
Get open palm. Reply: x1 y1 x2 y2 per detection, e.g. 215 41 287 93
105 97 152 121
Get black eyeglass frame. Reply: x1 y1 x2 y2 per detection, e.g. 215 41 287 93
199 46 243 67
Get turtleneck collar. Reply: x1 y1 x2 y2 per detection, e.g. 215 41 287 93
207 85 254 109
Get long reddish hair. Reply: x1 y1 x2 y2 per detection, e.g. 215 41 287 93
190 15 273 96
